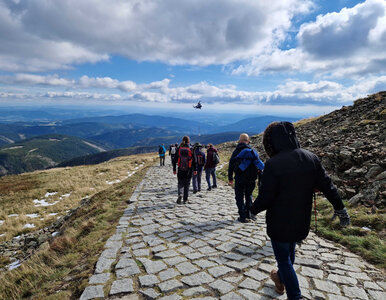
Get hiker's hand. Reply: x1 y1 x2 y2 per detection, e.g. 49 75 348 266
331 208 350 226
173 170 176 175
228 180 233 185
193 171 197 175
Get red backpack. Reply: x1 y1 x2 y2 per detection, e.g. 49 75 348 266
178 146 192 171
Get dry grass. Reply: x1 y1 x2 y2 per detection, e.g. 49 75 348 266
0 155 155 299
0 153 156 242
293 116 320 127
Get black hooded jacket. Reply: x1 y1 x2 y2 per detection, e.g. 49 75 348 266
251 122 344 242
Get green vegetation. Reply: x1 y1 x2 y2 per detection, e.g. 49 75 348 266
312 197 386 269
0 134 107 175
0 156 155 299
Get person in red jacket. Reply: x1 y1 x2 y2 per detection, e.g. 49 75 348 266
204 144 219 191
251 122 350 300
172 136 197 204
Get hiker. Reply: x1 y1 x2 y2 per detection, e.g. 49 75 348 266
158 144 166 166
250 122 350 300
192 142 206 193
173 136 197 204
204 144 219 191
228 133 264 223
169 143 177 165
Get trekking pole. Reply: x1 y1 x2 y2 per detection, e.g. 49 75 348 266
313 192 318 233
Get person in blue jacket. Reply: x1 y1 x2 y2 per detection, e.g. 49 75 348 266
158 144 167 166
251 122 350 300
228 133 264 223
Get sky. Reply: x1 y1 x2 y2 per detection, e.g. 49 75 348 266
0 0 385 117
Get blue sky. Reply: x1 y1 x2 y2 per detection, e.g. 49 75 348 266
0 0 385 117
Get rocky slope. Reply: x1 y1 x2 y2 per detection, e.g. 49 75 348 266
219 91 386 208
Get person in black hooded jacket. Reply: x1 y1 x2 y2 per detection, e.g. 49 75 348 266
250 122 350 300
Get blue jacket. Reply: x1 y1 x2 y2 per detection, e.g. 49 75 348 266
228 143 264 183
236 148 264 171
159 145 166 157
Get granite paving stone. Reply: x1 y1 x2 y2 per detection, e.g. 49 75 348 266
80 285 104 300
109 278 134 295
158 279 184 293
79 157 386 299
208 265 234 277
209 279 235 294
139 274 160 287
88 273 110 284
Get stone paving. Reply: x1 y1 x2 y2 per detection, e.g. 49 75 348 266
81 158 385 300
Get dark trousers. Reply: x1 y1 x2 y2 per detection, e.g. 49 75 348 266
271 240 302 300
159 156 165 166
235 181 255 220
192 169 202 192
170 154 176 165
205 168 217 188
178 177 191 200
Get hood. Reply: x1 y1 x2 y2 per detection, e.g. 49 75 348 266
270 122 300 155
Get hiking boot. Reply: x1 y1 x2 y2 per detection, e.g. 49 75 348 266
237 217 248 223
212 185 217 188
183 198 188 204
246 212 257 221
270 269 285 295
207 187 212 191
176 196 182 204
193 190 198 194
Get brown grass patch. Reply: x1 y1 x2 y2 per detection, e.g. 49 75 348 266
0 153 156 242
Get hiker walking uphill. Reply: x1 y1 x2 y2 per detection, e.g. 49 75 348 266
158 144 166 166
251 122 350 300
173 136 197 204
228 133 264 223
169 143 178 166
204 144 219 191
192 142 205 193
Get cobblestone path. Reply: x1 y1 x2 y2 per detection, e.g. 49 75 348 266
81 158 385 300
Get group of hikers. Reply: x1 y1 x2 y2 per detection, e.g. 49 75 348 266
159 139 219 204
158 121 350 300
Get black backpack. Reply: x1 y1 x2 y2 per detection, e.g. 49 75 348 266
196 152 205 166
213 151 220 166
159 146 165 154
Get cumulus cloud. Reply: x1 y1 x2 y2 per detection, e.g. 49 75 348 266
234 0 386 78
0 0 312 71
2 73 384 106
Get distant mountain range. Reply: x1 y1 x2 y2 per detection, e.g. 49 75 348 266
0 112 299 175
0 114 298 148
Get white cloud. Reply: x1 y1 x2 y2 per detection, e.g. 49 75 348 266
2 74 384 106
234 0 386 78
0 0 312 71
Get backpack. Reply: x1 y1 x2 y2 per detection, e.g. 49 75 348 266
178 146 192 171
170 146 176 155
196 151 205 166
212 151 220 166
159 146 165 154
